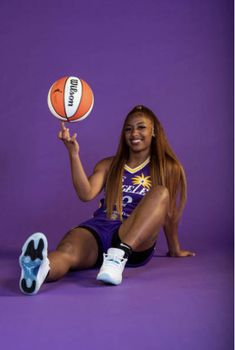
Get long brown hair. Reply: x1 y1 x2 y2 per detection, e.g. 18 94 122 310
105 105 187 222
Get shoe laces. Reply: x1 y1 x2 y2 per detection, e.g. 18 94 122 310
103 253 127 268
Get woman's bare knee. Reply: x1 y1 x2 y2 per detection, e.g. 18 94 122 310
155 185 169 198
57 240 75 255
56 234 79 266
146 185 169 206
55 227 99 269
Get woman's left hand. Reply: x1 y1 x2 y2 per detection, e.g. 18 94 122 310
167 249 196 257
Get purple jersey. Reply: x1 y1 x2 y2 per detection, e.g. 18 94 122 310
78 157 156 266
93 157 152 220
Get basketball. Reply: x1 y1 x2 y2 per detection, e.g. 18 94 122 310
47 76 94 122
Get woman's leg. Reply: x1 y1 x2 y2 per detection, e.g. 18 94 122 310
119 186 169 251
96 186 169 285
47 227 99 281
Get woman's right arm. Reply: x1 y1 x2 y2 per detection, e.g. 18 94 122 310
58 122 112 201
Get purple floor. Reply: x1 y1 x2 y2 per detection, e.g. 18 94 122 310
0 245 233 350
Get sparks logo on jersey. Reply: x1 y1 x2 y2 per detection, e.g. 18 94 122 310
122 173 152 196
132 173 151 189
93 159 152 219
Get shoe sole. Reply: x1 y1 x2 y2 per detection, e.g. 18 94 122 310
19 233 48 295
97 272 121 285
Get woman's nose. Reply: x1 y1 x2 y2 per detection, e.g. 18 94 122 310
130 128 138 137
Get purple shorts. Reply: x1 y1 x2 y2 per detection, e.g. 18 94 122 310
78 215 156 268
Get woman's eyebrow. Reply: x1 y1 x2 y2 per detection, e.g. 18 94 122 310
125 121 147 126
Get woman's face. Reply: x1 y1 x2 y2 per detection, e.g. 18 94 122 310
124 113 154 154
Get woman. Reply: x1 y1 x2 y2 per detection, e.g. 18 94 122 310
19 105 195 295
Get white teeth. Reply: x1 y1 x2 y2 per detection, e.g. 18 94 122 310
131 140 141 144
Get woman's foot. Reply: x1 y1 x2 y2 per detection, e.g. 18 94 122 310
19 232 50 295
97 248 127 285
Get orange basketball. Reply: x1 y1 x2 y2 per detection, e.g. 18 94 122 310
47 76 94 122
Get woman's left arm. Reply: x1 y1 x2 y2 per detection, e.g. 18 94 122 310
163 220 196 257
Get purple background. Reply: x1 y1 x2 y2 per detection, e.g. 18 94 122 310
0 0 233 349
0 0 233 251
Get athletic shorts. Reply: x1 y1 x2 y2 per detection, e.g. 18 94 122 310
77 215 156 268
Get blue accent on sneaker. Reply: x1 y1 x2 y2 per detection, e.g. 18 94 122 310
19 233 50 295
20 256 41 288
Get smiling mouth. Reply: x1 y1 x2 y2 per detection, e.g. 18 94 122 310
130 139 142 145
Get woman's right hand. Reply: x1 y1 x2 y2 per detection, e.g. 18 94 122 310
58 122 79 156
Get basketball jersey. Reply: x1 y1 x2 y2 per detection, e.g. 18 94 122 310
93 157 152 220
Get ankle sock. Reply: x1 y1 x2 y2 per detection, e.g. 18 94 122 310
113 241 133 259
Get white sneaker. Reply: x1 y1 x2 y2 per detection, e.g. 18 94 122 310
97 248 128 285
19 232 50 295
